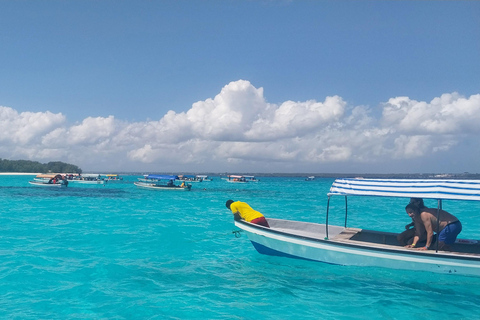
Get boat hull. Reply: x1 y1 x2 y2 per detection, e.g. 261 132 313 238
29 181 67 187
134 182 191 191
69 180 106 184
235 219 480 277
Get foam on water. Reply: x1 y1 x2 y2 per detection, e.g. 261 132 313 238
1 175 479 319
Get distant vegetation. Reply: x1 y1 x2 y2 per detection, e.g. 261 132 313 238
0 159 82 174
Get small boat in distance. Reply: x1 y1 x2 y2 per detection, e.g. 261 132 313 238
134 174 192 191
305 176 315 181
68 174 106 184
225 175 247 183
104 174 123 181
29 174 68 187
177 175 203 182
195 175 212 181
234 178 480 277
244 175 259 182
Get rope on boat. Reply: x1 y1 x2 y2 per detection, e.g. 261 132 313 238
190 229 244 242
232 229 243 238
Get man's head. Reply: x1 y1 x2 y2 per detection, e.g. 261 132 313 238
225 200 234 209
409 198 425 208
405 203 420 218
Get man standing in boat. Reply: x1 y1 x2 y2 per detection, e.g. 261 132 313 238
226 200 270 228
405 203 462 251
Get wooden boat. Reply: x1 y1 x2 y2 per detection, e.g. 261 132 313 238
225 175 247 183
234 178 480 277
104 174 123 181
195 175 212 181
244 175 259 182
29 174 68 187
134 174 192 191
69 174 106 184
177 175 203 182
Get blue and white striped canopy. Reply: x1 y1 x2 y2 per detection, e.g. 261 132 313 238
329 178 480 201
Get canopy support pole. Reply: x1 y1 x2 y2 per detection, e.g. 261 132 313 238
435 199 442 253
344 196 348 228
325 195 331 239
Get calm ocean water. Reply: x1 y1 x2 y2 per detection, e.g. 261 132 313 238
1 175 480 319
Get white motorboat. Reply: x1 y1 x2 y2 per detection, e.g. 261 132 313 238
29 174 68 187
134 174 192 191
234 178 480 277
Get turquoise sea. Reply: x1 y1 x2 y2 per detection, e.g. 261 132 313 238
1 174 480 319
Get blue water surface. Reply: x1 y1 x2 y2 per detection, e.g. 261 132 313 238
1 175 479 319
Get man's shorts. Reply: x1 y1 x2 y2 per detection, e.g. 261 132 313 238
438 221 462 244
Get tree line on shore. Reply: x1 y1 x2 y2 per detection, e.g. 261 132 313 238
0 159 82 174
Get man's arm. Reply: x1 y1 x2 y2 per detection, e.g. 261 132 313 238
406 235 420 248
418 212 434 250
406 219 424 248
405 221 415 230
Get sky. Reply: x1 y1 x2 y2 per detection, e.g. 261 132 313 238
0 1 479 174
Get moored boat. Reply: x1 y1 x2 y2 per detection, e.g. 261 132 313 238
225 175 247 183
68 174 106 184
195 175 212 181
134 174 192 191
305 176 315 181
177 174 203 182
29 174 68 187
234 178 480 277
104 174 123 181
243 175 259 182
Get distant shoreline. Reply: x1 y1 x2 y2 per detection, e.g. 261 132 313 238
1 172 479 179
0 172 40 176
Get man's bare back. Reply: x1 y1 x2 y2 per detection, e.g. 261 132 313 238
419 208 459 233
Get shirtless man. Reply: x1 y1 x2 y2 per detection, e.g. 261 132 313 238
405 203 462 251
397 198 426 246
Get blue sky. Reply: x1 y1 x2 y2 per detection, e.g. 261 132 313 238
0 1 479 173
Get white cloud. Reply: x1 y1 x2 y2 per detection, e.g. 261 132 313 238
245 95 346 141
1 82 479 173
0 106 65 145
42 116 116 147
128 144 157 163
393 135 432 158
382 93 480 134
187 80 268 141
